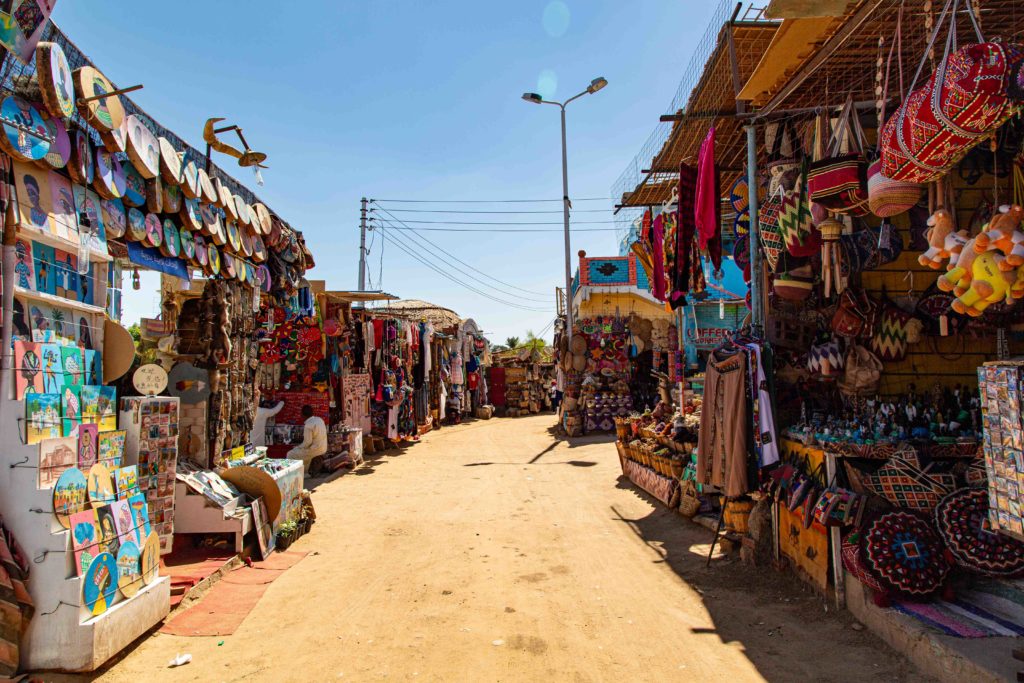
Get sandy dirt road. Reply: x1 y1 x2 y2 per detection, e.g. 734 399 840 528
83 415 925 683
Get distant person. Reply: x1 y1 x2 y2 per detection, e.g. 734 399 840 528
288 404 327 473
550 379 561 412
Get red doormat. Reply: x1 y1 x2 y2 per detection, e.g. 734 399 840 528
158 551 308 636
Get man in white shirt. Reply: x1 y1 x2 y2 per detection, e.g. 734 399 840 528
288 404 328 473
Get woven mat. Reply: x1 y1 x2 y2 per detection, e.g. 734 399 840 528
892 578 1024 638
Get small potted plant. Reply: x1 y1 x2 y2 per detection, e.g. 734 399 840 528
276 520 298 550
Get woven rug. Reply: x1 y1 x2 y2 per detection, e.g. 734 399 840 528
892 578 1024 638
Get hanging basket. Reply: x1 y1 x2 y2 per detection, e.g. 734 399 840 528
679 480 701 518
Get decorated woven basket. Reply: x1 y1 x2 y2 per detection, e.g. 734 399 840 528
935 488 1024 577
860 510 951 601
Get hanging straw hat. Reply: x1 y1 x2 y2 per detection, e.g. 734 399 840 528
569 334 587 356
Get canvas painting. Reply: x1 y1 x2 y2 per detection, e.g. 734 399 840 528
127 493 150 546
38 342 62 393
52 248 77 299
14 161 52 232
98 429 125 468
76 314 95 349
61 384 80 437
93 504 120 557
52 466 87 528
31 241 54 294
73 185 107 256
84 349 101 384
25 391 59 444
97 386 117 431
10 298 32 343
80 384 100 425
115 465 138 498
0 0 57 65
13 340 41 399
60 344 83 389
50 306 73 344
49 169 76 243
29 304 53 343
12 238 34 291
251 496 275 560
110 498 136 547
37 435 75 488
69 508 100 576
78 422 98 470
78 263 94 306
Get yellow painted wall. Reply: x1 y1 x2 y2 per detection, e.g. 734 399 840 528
576 292 677 322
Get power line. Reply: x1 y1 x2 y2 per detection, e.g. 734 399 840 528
374 207 612 214
368 220 617 233
377 229 552 312
373 205 552 299
375 218 618 225
370 197 610 203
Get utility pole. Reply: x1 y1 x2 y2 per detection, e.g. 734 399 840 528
358 197 368 293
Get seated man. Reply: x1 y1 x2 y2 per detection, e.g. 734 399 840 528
287 404 327 473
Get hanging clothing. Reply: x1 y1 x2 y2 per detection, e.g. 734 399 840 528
673 163 705 306
651 213 667 301
744 343 779 468
696 351 750 497
694 128 723 271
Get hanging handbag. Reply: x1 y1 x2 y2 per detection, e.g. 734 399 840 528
779 160 821 257
871 299 917 362
831 290 870 338
838 345 883 397
856 450 956 512
867 159 923 218
808 98 869 214
773 264 814 301
807 338 844 375
758 192 785 272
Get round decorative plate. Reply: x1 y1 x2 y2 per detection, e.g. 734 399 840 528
226 220 240 253
177 155 199 199
233 195 251 226
141 531 160 586
52 467 88 528
212 176 229 209
180 196 202 233
126 114 160 179
245 262 256 285
197 167 217 203
122 162 146 207
116 541 142 598
39 116 70 170
157 137 180 184
99 114 127 154
251 202 272 235
194 233 208 267
143 212 162 249
209 214 227 246
100 197 126 239
133 363 168 395
238 223 253 257
73 66 125 133
935 488 1024 577
162 182 182 213
67 128 94 185
160 218 180 258
0 95 50 162
251 233 266 262
197 201 220 236
35 42 75 119
255 264 271 292
82 551 118 615
145 175 163 213
207 243 220 275
127 207 146 242
87 462 115 506
861 510 951 599
93 148 126 199
179 227 195 262
222 252 236 279
217 180 235 216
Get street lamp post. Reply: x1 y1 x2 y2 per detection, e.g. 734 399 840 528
522 76 607 340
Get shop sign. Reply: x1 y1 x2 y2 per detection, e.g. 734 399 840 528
687 327 731 348
126 241 190 281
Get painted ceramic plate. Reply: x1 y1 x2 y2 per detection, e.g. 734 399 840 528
207 243 220 275
52 467 88 528
197 167 216 204
145 175 163 213
238 224 254 257
251 202 271 236
162 182 182 213
73 66 125 133
39 116 70 170
141 531 160 585
122 162 146 207
83 551 118 615
213 176 230 209
87 462 115 506
126 207 146 242
256 264 271 292
251 233 267 263
226 220 240 253
143 212 162 249
181 197 203 233
126 114 160 179
99 114 127 154
116 541 142 598
93 148 126 199
179 227 196 262
222 186 239 222
160 218 180 258
100 197 126 239
194 233 208 267
0 95 51 162
68 128 94 185
158 137 181 186
178 155 199 199
222 251 236 279
233 195 251 226
36 42 75 119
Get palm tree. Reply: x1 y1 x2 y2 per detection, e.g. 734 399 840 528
522 330 545 352
505 336 521 349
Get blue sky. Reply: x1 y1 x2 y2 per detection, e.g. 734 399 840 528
53 1 720 344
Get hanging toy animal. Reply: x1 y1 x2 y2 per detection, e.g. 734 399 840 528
942 250 1018 316
919 209 967 269
972 204 1024 271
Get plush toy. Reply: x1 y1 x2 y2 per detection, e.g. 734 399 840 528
973 204 1024 270
945 251 1017 316
919 209 962 269
939 237 980 296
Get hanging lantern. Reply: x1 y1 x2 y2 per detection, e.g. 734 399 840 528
132 267 141 290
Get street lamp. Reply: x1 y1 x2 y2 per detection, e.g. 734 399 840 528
521 76 607 340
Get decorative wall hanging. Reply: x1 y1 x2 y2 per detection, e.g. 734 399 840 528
82 551 118 616
67 127 93 185
99 114 127 154
157 137 180 184
125 114 159 179
36 42 75 119
0 95 50 162
100 197 126 239
39 116 70 170
116 541 142 598
93 147 126 199
73 66 125 133
52 466 88 528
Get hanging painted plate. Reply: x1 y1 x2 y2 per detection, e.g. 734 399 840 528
222 252 236 279
93 148 126 200
100 197 126 239
143 213 162 249
246 262 257 286
177 154 199 199
225 220 241 253
38 116 70 170
256 264 271 292
179 227 195 263
73 67 125 133
194 233 208 268
207 243 220 275
233 195 251 227
197 167 216 204
126 208 146 242
141 531 160 585
157 137 180 185
0 95 51 162
209 215 227 247
162 182 182 213
160 218 180 258
35 42 75 119
251 202 271 236
67 129 93 186
251 233 266 263
181 197 203 233
125 114 160 179
83 551 118 615
212 176 230 210
236 258 248 284
99 114 127 154
145 175 163 213
53 467 88 528
87 462 116 506
238 223 254 258
122 162 146 207
116 541 142 598
222 185 239 222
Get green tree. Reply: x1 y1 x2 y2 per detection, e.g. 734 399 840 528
505 336 520 349
522 330 545 352
128 323 142 343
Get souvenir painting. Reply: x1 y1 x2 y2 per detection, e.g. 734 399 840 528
0 96 50 162
70 508 100 576
49 169 77 242
207 243 220 276
62 384 81 437
31 306 53 343
88 462 116 508
52 466 88 528
251 233 266 263
37 435 76 488
84 349 101 385
36 42 75 119
179 227 195 263
126 493 150 546
97 386 117 431
99 114 127 154
226 220 240 253
186 197 206 233
98 430 126 468
122 162 146 207
100 197 126 239
67 128 93 186
157 137 180 185
13 239 35 290
10 298 33 343
93 147 126 200
163 182 181 213
82 551 117 616
110 498 135 546
194 233 208 269
252 202 272 235
115 465 138 498
45 306 73 344
4 1 55 64
16 162 52 231
31 241 54 294
126 114 159 179
251 497 274 560
76 314 95 348
61 344 83 388
14 340 41 399
116 541 142 598
141 530 160 584
78 422 98 470
39 343 62 392
73 185 108 256
145 174 162 213
126 207 146 242
73 66 125 133
234 195 251 227
239 224 253 258
143 212 162 249
52 249 77 299
25 392 60 444
39 116 70 170
178 153 199 199
160 218 180 259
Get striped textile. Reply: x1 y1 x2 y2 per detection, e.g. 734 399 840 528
892 579 1024 638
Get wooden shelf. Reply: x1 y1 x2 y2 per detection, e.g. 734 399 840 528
16 225 113 263
15 286 108 316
